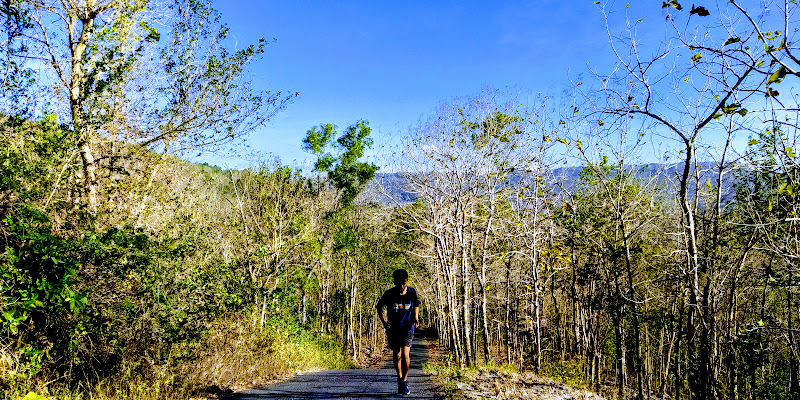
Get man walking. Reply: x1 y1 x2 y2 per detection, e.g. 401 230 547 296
376 268 419 396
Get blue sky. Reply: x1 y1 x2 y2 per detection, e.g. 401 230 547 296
197 1 653 170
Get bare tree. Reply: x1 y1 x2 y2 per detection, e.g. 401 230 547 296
584 1 800 398
389 89 555 366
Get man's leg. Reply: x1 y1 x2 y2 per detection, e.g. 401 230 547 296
400 345 411 381
393 348 406 394
393 348 402 379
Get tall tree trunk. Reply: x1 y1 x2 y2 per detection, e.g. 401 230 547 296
479 284 490 364
505 255 512 365
459 201 473 366
614 311 625 399
620 220 644 399
676 295 686 400
70 13 99 214
444 249 464 365
478 211 493 364
700 280 714 400
532 254 542 371
679 141 708 400
570 238 579 356
790 288 800 400
79 139 98 214
302 289 308 326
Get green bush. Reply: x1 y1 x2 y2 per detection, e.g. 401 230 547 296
1 206 87 383
540 358 590 389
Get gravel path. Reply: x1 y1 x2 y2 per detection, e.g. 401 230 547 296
226 336 444 400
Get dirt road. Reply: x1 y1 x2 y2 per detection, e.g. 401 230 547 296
226 336 444 400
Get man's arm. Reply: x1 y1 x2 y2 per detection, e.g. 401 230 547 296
412 289 420 328
376 298 390 329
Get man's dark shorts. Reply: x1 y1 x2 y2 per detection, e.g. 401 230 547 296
387 328 414 351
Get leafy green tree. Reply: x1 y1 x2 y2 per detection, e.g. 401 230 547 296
303 121 379 208
5 0 294 214
0 114 77 211
227 162 319 328
302 121 379 358
733 128 800 400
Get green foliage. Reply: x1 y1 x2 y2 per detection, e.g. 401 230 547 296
332 220 360 253
0 1 346 398
1 193 261 389
464 111 523 143
731 128 800 400
0 115 77 204
1 206 87 379
738 128 800 216
0 3 36 118
157 0 297 150
303 121 379 207
540 359 590 389
303 123 336 155
767 66 788 86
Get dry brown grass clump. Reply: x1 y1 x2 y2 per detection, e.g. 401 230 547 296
184 316 355 398
424 340 605 400
3 315 354 400
446 368 606 400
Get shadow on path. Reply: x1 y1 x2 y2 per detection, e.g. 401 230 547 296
225 329 443 400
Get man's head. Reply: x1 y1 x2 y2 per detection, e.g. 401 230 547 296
392 268 409 287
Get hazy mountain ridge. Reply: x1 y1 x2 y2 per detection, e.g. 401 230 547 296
364 162 743 205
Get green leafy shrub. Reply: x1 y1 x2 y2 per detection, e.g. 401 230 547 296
1 206 87 385
540 358 590 389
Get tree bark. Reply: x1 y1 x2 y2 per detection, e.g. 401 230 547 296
69 12 99 214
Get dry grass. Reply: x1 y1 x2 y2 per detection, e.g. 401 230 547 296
3 378 190 400
425 365 608 400
450 368 606 400
2 316 354 400
186 318 355 395
423 340 606 400
0 347 16 376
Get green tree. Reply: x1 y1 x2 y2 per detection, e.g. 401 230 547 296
733 128 800 400
303 121 379 208
302 121 379 358
6 0 294 214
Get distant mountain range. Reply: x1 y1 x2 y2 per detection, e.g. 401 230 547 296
361 162 742 205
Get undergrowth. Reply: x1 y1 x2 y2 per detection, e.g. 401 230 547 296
2 314 355 400
539 358 591 389
190 315 356 393
424 352 596 400
423 360 523 400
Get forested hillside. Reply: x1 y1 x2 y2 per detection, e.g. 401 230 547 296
376 2 800 398
0 114 406 397
0 1 396 398
2 1 800 400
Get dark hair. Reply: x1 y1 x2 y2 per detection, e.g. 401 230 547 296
392 269 409 282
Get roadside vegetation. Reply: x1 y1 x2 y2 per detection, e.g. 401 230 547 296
3 1 800 400
0 115 374 399
424 359 605 400
0 2 387 398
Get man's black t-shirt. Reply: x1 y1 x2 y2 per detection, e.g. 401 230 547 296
377 286 419 332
